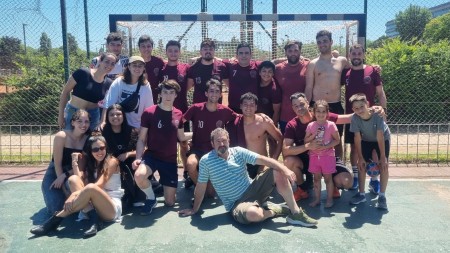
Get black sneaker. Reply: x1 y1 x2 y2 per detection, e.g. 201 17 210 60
140 199 157 216
184 177 195 189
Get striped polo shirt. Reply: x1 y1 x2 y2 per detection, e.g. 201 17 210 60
198 147 258 211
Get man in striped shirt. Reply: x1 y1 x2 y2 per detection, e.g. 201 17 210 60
178 128 318 227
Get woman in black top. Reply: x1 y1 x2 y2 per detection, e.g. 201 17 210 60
41 109 90 214
58 53 117 130
102 104 145 206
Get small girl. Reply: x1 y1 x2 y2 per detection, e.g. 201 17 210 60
304 100 340 208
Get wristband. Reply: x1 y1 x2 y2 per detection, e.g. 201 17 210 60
64 171 70 178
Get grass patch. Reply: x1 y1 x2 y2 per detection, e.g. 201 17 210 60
389 153 450 164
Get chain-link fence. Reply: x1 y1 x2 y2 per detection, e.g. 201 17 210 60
0 0 449 165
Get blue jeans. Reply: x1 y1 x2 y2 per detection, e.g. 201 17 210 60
41 162 70 214
64 103 100 131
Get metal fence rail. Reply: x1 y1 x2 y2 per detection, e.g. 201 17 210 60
1 124 449 165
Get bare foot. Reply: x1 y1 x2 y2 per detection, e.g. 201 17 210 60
325 199 334 208
309 199 320 207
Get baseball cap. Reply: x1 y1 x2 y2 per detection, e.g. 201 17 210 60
128 56 145 64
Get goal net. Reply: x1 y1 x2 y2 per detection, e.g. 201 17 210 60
109 14 364 62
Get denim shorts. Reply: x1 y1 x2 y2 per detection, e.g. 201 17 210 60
64 103 99 131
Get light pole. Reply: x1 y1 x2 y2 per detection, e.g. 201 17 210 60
22 23 28 55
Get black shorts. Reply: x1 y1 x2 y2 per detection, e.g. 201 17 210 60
246 164 261 179
344 124 354 144
332 157 351 178
142 153 178 188
182 121 190 132
361 140 390 161
296 152 310 173
311 101 344 136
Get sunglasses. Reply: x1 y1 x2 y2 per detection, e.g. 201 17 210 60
91 146 106 153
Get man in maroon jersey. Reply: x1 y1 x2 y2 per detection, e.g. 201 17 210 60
159 40 191 182
132 80 192 216
182 79 237 195
283 92 355 201
256 61 282 158
344 44 387 191
274 40 310 134
138 35 165 104
225 42 260 114
187 39 229 104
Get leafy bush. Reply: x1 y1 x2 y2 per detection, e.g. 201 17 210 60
367 39 450 124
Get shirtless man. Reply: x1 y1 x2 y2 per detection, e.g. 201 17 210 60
228 92 283 178
305 30 348 158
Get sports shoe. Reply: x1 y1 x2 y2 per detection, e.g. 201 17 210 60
262 201 290 217
350 193 366 205
140 198 157 216
293 187 309 201
350 177 359 190
369 179 380 195
333 187 341 198
184 177 195 189
286 211 318 227
376 195 388 210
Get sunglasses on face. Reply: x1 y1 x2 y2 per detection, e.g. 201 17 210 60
91 146 106 153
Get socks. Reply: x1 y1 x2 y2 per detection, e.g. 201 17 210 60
352 166 358 177
379 192 385 197
141 185 155 200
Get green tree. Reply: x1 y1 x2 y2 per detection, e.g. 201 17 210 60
67 33 78 55
367 39 450 124
39 32 52 57
0 36 22 69
395 5 432 41
423 12 450 43
367 35 391 49
0 50 90 125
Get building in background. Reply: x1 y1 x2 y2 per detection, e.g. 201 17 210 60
385 2 450 38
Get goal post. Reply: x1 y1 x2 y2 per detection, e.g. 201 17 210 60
108 13 366 60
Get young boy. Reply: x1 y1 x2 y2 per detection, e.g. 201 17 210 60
349 93 390 210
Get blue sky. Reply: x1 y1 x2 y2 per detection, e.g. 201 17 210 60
1 0 447 52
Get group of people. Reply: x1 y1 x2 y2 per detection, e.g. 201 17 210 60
31 29 390 237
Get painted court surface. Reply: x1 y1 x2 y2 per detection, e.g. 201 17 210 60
1 166 450 252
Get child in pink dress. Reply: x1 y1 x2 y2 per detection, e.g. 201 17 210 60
305 100 340 207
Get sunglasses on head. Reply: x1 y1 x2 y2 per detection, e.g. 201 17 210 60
91 146 106 153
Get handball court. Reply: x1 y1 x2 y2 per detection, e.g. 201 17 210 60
1 166 450 252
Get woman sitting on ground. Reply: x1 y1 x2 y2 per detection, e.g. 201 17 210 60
31 133 123 238
41 109 90 214
102 104 145 207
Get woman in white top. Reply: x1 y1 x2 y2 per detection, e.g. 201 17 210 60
30 133 123 238
102 56 154 129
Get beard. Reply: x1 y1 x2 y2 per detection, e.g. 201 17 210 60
351 59 363 66
217 146 228 155
202 54 213 62
287 55 300 65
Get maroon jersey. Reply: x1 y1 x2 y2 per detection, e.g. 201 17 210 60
226 60 260 111
275 59 309 122
183 103 237 152
145 56 165 104
141 105 182 163
187 60 228 103
159 63 190 113
345 65 382 112
284 112 338 146
257 79 282 117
